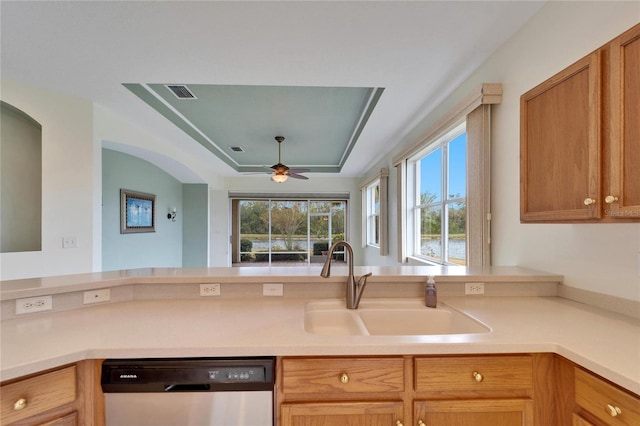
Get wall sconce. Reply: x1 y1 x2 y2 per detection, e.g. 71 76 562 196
167 207 177 222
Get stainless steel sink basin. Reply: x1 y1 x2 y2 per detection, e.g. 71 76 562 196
304 299 490 336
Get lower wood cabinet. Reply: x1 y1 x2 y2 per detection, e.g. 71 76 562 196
414 355 535 426
281 401 404 426
573 367 640 426
277 355 539 426
0 360 104 426
278 354 640 426
278 356 407 425
414 399 534 426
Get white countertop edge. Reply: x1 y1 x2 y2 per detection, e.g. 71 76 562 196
2 341 637 396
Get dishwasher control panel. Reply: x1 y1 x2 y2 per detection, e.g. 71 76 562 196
101 357 275 392
208 367 264 382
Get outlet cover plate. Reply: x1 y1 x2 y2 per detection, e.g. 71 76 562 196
200 283 221 296
83 288 111 304
465 282 485 295
16 295 53 314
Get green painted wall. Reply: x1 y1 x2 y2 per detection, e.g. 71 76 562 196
102 149 183 271
182 184 209 267
0 101 42 253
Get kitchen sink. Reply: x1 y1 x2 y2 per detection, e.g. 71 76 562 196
304 299 490 336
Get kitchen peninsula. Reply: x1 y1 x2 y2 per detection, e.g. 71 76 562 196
1 266 639 425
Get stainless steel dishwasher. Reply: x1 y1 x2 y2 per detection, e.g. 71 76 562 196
101 357 275 426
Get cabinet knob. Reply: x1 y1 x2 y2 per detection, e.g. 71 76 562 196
472 371 483 382
340 373 349 384
583 198 596 206
605 404 622 417
13 397 27 411
396 421 404 426
605 195 619 204
418 421 426 426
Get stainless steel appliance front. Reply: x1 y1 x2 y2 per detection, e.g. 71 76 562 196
101 357 274 426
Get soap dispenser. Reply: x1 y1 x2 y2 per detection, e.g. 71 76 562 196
425 276 437 308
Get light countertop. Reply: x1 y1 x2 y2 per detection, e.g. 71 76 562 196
1 294 639 396
0 265 563 300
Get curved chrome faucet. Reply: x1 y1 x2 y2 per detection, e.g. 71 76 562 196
320 241 372 309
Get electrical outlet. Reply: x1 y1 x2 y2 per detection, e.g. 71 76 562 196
83 288 111 304
16 295 53 314
465 282 485 295
200 283 221 296
62 236 78 248
263 283 283 297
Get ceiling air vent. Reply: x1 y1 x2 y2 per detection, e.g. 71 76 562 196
165 84 196 100
229 146 245 152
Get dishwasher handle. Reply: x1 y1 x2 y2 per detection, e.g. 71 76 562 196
164 384 211 392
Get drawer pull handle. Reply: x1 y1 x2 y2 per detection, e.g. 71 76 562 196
340 373 349 384
418 421 426 426
606 404 622 417
472 371 483 382
13 398 27 411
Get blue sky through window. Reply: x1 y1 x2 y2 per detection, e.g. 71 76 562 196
420 132 466 202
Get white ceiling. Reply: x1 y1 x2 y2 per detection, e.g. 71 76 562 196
1 0 546 181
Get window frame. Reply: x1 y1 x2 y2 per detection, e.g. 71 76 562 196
361 168 389 255
230 194 349 266
365 179 380 248
408 121 467 265
393 83 501 267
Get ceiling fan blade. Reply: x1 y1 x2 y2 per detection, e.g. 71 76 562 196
288 168 310 173
288 172 309 180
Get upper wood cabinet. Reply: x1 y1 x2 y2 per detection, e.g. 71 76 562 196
520 23 640 223
606 24 640 220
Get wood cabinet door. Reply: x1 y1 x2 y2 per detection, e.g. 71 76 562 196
520 51 602 222
37 412 78 426
281 401 404 426
607 24 640 220
415 399 534 426
573 413 597 426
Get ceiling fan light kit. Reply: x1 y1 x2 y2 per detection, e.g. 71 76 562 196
271 173 288 183
267 136 309 183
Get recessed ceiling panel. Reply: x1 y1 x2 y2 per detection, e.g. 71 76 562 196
124 83 383 173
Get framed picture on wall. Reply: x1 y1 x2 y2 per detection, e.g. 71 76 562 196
120 189 156 234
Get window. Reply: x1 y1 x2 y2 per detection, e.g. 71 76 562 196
361 168 389 255
231 196 347 266
366 180 380 247
411 123 466 265
393 83 501 267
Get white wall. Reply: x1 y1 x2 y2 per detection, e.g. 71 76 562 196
1 79 95 280
364 1 640 301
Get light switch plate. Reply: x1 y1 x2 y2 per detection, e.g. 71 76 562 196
263 283 283 296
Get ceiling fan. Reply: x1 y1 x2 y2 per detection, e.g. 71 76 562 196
266 136 309 183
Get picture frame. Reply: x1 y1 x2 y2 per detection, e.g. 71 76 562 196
120 189 156 234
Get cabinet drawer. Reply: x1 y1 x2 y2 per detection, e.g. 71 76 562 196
39 412 78 426
575 368 640 426
415 355 533 397
281 357 404 396
1 366 77 425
